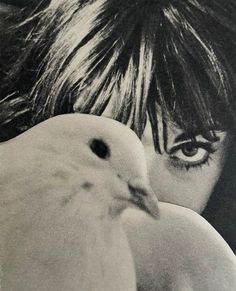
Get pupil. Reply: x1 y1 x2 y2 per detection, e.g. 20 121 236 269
89 139 110 159
182 144 198 157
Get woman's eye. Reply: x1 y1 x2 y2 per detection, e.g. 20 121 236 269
172 144 208 162
169 142 215 170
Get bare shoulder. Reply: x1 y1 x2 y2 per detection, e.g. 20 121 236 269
122 203 236 291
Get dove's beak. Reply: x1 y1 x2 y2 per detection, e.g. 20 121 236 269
128 177 159 219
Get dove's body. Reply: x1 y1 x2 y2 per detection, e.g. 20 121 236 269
0 114 158 291
1 184 135 291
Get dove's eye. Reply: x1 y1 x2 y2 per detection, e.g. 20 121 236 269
89 139 110 159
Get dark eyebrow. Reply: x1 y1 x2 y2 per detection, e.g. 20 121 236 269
174 132 197 143
174 131 220 143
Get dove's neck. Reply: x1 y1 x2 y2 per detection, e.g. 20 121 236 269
1 212 136 291
75 215 136 291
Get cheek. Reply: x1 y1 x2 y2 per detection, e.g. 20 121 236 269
144 145 224 214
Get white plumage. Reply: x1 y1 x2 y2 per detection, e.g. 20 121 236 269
0 114 159 291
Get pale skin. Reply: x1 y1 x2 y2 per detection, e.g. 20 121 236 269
142 119 229 213
0 2 230 215
125 120 234 290
104 111 229 214
1 114 234 291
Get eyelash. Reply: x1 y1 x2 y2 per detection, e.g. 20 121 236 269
169 141 216 171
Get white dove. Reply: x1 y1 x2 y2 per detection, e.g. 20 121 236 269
0 113 159 291
123 203 236 291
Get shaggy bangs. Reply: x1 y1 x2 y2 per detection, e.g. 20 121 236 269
148 0 236 144
1 0 236 147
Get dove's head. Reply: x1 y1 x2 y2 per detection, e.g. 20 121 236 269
27 113 159 219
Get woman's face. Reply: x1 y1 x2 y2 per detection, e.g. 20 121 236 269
141 118 229 213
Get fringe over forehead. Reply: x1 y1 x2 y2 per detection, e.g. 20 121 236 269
1 0 236 145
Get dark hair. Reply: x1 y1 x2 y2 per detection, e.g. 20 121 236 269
1 0 236 149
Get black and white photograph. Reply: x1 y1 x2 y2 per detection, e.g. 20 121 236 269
0 1 235 290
